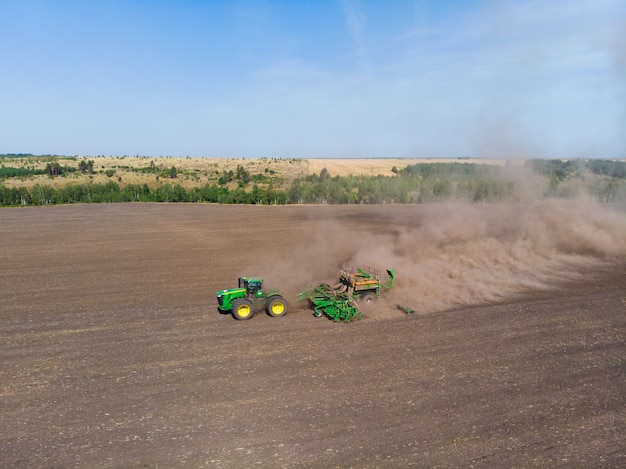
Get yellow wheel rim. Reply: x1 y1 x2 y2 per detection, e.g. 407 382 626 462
238 304 251 317
271 302 285 315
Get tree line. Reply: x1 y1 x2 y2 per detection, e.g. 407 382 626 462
1 160 624 207
0 181 288 206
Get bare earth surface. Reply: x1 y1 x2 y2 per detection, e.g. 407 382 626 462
1 204 624 468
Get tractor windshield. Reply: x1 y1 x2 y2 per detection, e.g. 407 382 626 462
245 279 263 295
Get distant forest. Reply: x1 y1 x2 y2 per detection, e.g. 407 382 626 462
1 158 625 207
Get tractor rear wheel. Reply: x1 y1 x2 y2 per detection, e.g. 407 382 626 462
266 295 288 317
232 298 254 320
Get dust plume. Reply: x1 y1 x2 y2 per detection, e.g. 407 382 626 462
384 200 624 314
266 198 625 318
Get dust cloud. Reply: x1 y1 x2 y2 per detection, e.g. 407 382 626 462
268 197 625 318
385 200 625 315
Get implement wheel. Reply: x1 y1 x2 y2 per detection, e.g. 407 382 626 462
360 293 376 304
266 296 288 317
232 298 254 320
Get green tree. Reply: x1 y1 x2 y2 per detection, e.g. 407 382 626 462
236 165 251 185
31 184 54 204
78 159 95 174
45 162 63 176
319 168 331 182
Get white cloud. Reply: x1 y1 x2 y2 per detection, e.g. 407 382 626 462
342 0 372 78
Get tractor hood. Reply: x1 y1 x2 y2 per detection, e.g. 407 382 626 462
216 287 246 297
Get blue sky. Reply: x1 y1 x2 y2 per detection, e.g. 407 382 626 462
1 0 624 158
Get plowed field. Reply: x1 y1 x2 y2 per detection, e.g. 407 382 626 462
1 203 624 468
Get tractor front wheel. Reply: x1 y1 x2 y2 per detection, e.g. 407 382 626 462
232 298 255 320
266 296 288 317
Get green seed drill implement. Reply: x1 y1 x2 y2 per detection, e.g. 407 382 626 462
298 266 395 321
297 284 363 322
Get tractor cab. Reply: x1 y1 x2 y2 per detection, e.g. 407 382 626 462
239 277 263 297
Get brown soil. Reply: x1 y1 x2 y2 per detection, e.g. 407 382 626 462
1 203 624 468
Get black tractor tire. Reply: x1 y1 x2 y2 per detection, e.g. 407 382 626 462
266 295 288 317
359 293 376 305
232 298 255 320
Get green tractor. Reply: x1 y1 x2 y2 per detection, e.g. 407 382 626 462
216 277 288 320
